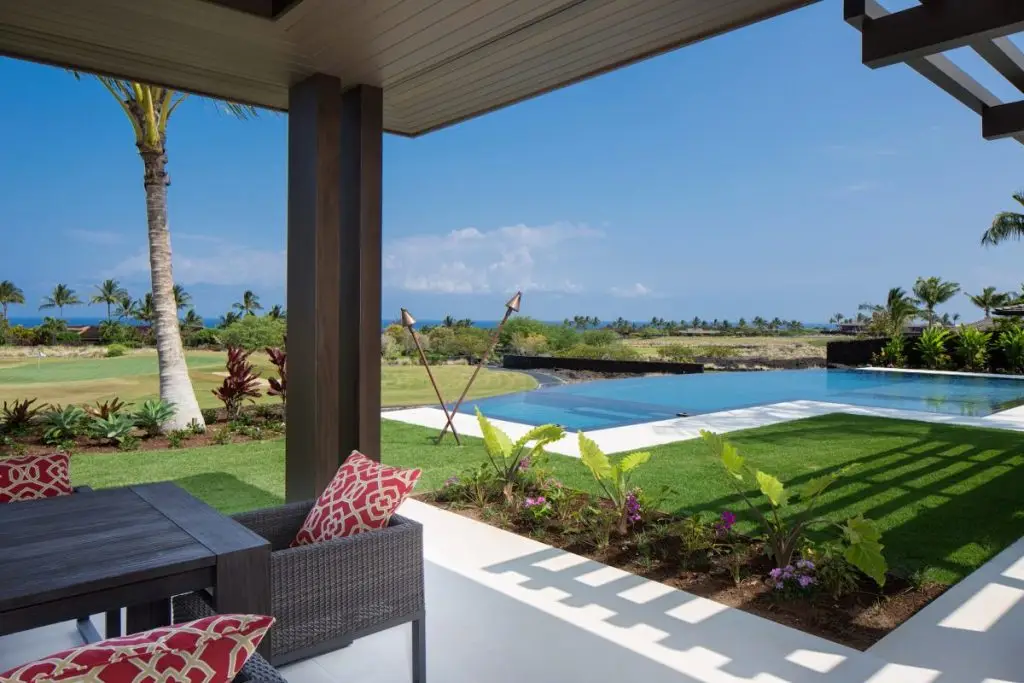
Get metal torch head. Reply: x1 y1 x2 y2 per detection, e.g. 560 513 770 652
400 308 416 328
505 291 522 312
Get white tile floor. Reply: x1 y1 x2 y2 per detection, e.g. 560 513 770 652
4 501 1020 683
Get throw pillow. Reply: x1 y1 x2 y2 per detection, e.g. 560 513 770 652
292 451 421 546
0 452 73 504
0 614 273 683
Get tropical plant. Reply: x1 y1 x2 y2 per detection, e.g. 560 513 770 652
172 284 191 311
578 433 653 535
475 409 565 502
133 399 177 437
219 311 242 329
184 328 222 348
233 290 263 317
42 404 87 444
874 335 906 368
134 293 156 324
219 315 285 350
829 313 845 328
956 327 991 372
38 284 82 318
74 76 252 431
212 346 263 419
913 277 960 326
0 280 26 320
998 327 1024 373
981 190 1024 246
90 279 128 320
88 413 137 445
1 398 46 433
860 287 919 336
266 304 285 320
35 317 70 345
917 326 951 369
180 308 205 333
699 430 886 585
85 398 129 420
113 294 138 321
966 287 1011 318
105 343 128 358
266 345 287 405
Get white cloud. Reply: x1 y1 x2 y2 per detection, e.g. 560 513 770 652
610 282 651 298
383 222 598 295
107 239 284 287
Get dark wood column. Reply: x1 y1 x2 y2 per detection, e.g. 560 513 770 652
286 75 383 501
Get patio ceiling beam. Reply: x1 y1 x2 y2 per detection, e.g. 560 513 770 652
850 0 1024 69
973 37 1024 94
983 100 1024 140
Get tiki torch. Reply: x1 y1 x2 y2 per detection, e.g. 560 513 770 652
438 291 522 442
401 308 461 445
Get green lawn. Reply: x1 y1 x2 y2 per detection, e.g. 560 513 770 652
71 414 1024 585
0 351 536 409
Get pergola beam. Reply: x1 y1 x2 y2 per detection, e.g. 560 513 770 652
984 100 1024 140
849 0 1024 69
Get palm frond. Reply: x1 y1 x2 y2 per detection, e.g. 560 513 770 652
982 212 1024 246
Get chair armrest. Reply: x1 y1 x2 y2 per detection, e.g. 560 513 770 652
233 500 313 551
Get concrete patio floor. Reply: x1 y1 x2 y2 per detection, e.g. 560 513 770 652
3 500 1020 682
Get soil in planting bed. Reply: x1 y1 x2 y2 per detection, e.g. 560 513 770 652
422 498 945 651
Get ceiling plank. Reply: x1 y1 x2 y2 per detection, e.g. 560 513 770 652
984 100 1024 140
973 37 1024 94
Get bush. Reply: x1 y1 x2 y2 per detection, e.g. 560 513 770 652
500 317 548 348
184 328 222 348
2 398 46 433
578 433 653 535
212 346 262 419
556 343 641 361
7 325 36 346
381 333 402 361
133 399 177 437
657 344 695 362
428 326 490 360
105 343 128 358
873 335 906 368
218 316 285 351
508 332 549 356
955 327 991 372
42 405 87 444
917 327 951 370
998 327 1024 373
578 329 617 347
84 398 129 420
88 413 136 445
99 320 143 346
266 345 287 404
166 429 190 449
201 408 219 425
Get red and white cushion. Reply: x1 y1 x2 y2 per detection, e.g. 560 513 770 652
0 452 73 503
0 614 273 683
291 451 421 546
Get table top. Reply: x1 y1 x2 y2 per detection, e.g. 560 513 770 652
0 483 268 612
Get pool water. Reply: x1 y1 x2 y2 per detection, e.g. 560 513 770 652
458 369 1024 430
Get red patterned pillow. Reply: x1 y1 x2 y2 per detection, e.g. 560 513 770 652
0 614 273 682
291 451 421 546
0 452 73 503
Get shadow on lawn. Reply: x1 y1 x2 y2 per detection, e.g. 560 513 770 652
681 415 1024 581
172 473 282 515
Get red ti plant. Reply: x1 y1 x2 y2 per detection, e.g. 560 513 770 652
212 346 262 420
266 343 286 405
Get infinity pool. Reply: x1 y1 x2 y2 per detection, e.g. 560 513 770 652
458 369 1024 430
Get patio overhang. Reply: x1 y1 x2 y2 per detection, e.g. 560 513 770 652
846 0 1024 145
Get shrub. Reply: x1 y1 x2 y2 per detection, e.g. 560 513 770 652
955 327 991 372
133 399 177 437
105 343 128 358
540 324 580 352
476 409 565 502
187 419 206 435
166 429 190 449
7 325 36 346
873 335 906 368
88 413 136 445
2 398 46 433
917 327 951 370
428 326 490 360
201 408 219 425
578 434 653 535
266 345 287 405
579 329 617 347
998 327 1024 373
508 333 549 356
381 333 402 361
700 430 887 586
212 346 262 419
218 316 285 351
42 404 87 444
806 541 861 600
118 435 141 452
211 428 233 445
184 328 222 348
99 320 143 346
84 398 129 420
556 343 641 361
657 344 695 362
499 317 548 348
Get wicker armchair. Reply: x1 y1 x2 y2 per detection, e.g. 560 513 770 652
174 500 425 680
234 652 287 683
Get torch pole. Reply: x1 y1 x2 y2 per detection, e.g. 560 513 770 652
438 292 521 442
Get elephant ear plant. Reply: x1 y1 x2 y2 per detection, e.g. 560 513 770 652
578 433 651 535
475 409 565 502
700 430 887 587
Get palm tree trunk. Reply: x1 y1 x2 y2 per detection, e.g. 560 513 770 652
140 143 205 431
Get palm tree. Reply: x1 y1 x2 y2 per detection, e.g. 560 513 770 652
181 308 204 333
90 279 127 320
861 287 920 336
267 304 285 320
0 280 25 321
172 284 192 311
967 287 1011 317
913 276 960 325
233 290 262 316
114 293 137 321
981 191 1024 245
442 314 456 328
134 294 156 324
219 311 242 328
38 284 82 319
829 312 845 328
77 77 255 431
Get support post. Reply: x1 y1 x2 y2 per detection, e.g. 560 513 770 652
286 75 383 501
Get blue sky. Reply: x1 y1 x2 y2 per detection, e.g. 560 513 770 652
1 0 1022 324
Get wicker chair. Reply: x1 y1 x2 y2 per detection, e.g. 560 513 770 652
174 500 425 680
235 652 287 683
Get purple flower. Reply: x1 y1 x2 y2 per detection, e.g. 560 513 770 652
518 457 531 471
796 559 815 571
798 575 816 588
624 492 642 525
774 581 785 591
523 496 547 509
720 510 736 529
769 567 783 580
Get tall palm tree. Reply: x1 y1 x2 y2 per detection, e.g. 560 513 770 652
77 77 255 430
135 294 156 324
913 276 960 325
830 312 845 328
219 311 242 329
967 286 1011 317
181 308 204 332
861 287 920 336
90 279 127 320
0 280 25 321
233 290 262 316
114 293 137 321
39 284 82 319
981 191 1024 245
267 304 286 320
172 284 192 311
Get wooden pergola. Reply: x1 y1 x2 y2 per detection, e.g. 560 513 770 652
1 0 1019 500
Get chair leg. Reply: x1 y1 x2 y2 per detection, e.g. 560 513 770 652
105 610 122 639
411 617 426 683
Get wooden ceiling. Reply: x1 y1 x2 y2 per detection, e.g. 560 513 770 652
0 0 817 136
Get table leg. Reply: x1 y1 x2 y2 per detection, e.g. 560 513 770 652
126 599 170 633
213 545 271 655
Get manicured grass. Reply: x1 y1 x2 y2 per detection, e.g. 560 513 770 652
0 351 536 409
71 414 1024 585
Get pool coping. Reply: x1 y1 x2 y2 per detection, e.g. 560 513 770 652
857 367 1024 381
382 398 1024 457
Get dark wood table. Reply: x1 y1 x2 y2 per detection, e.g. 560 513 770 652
0 483 270 647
